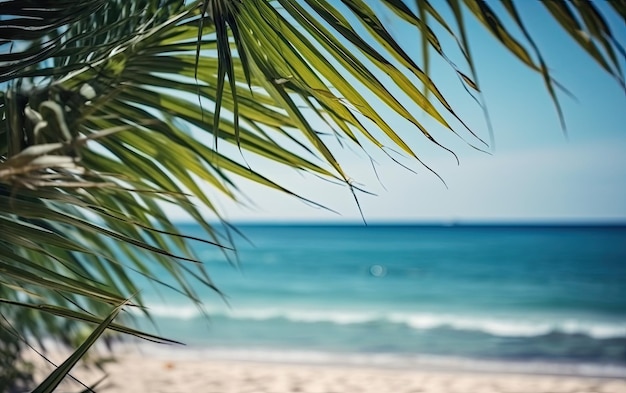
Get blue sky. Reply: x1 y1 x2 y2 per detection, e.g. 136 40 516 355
172 3 626 223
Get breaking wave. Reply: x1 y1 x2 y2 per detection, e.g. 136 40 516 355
136 305 626 339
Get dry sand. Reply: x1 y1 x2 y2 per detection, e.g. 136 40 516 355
27 350 626 393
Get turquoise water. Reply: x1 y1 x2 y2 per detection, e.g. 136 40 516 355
132 224 626 375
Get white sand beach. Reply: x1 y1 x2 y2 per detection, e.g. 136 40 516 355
28 350 626 393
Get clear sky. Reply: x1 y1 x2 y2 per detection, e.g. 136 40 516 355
171 2 626 223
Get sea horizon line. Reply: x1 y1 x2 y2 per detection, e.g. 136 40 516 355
173 219 626 228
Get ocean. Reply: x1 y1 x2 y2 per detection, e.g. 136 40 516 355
130 224 626 377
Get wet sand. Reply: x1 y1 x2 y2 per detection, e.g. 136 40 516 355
28 350 626 393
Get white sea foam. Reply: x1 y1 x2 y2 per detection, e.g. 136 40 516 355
389 312 626 338
392 313 547 336
135 305 626 339
227 309 378 325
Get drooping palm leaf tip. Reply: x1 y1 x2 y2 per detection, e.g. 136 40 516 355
0 0 624 389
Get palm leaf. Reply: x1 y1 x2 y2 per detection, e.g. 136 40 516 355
31 301 125 393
